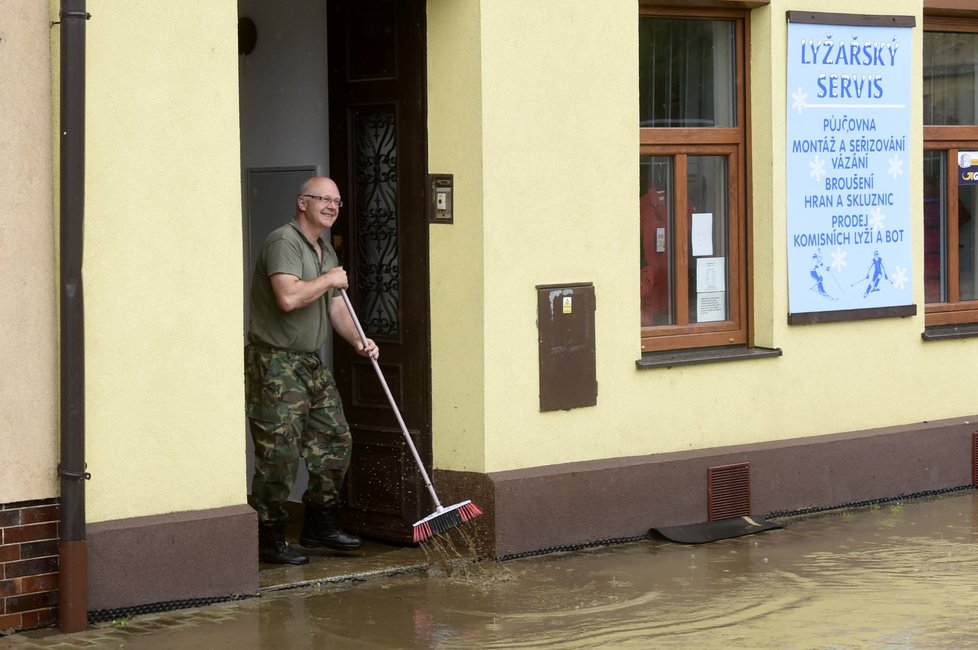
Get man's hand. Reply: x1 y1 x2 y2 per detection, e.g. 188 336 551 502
321 266 349 291
356 338 380 360
329 294 380 359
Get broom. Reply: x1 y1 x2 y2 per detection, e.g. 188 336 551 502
339 288 482 543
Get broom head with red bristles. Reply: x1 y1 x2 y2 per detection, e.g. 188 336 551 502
413 500 483 543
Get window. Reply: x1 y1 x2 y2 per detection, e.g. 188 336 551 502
923 17 978 326
639 7 749 352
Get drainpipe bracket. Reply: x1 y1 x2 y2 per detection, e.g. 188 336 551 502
58 464 91 481
53 10 92 26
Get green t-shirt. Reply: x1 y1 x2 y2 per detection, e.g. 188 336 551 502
248 221 338 352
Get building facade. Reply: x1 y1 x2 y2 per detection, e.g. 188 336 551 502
2 0 977 634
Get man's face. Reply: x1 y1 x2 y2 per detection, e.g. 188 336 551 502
300 180 342 230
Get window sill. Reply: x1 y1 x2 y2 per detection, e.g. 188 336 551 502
921 323 978 341
636 345 782 370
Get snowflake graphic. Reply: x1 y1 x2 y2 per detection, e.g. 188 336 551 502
868 206 886 232
888 154 904 179
891 265 908 290
791 87 808 114
830 246 847 273
809 154 827 182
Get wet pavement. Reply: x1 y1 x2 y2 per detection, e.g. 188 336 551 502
258 537 428 594
4 489 978 649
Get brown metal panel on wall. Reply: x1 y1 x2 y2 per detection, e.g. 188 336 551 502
537 283 597 412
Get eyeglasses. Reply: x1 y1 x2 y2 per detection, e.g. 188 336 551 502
301 194 343 207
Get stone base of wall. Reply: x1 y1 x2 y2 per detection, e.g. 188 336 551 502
0 499 60 633
439 416 978 559
86 504 258 613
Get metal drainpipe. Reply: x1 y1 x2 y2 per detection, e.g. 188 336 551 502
58 0 90 634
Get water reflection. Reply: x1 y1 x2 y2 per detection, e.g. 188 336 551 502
10 491 978 649
284 491 978 649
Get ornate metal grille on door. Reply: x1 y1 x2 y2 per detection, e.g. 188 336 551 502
354 107 399 337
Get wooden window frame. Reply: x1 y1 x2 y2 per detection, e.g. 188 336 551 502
639 6 751 353
923 16 978 328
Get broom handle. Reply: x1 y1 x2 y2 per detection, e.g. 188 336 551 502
339 288 445 511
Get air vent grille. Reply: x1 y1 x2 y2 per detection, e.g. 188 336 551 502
973 432 978 487
708 462 751 521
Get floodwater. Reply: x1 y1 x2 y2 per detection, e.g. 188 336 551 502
5 489 978 649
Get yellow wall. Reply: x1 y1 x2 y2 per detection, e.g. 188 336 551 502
478 0 638 472
427 0 964 474
428 0 487 471
8 0 962 515
84 1 245 522
0 0 58 504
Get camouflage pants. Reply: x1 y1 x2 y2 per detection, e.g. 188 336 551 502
245 342 352 526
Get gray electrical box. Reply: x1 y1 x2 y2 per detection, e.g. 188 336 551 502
536 283 597 412
428 173 453 224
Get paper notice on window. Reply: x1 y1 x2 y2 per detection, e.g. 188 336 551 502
696 257 725 293
697 292 726 322
691 212 714 257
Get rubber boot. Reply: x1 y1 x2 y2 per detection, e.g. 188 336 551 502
299 505 362 550
258 523 309 565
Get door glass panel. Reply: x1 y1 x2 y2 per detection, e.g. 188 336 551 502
639 17 736 128
923 151 947 303
640 156 675 326
353 106 399 336
349 2 397 81
687 156 728 324
924 31 978 126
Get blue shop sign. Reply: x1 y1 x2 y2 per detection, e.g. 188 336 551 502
786 14 914 318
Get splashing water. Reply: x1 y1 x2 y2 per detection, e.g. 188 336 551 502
420 526 516 586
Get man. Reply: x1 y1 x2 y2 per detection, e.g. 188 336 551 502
245 176 379 565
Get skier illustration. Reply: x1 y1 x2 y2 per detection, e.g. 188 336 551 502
809 249 835 300
863 250 889 297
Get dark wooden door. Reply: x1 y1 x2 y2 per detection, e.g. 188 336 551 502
327 0 430 544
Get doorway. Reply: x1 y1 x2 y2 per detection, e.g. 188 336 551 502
238 0 431 546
